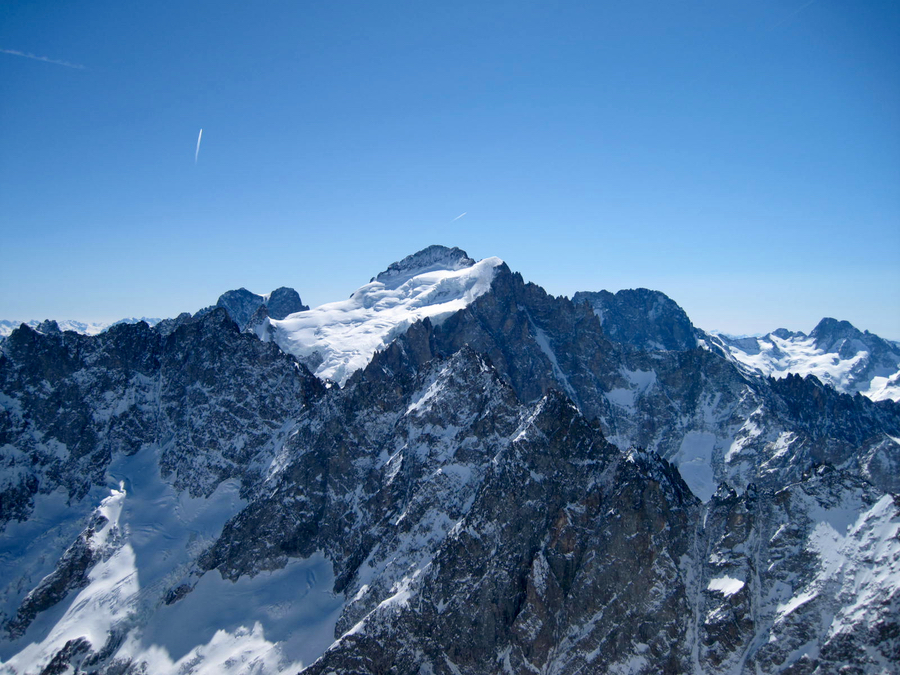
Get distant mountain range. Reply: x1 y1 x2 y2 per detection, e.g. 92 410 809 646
5 249 896 403
0 317 163 338
708 320 900 402
1 246 898 674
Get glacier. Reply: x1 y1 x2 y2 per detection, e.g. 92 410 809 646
265 248 503 385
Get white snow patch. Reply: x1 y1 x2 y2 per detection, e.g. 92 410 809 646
528 313 578 404
604 388 635 409
406 366 451 416
126 553 344 671
866 371 900 402
0 445 253 673
0 489 94 624
116 622 302 675
623 368 657 390
829 494 900 635
768 431 795 461
774 493 900 634
1 489 139 673
531 552 550 595
604 369 657 411
707 576 745 597
724 408 763 464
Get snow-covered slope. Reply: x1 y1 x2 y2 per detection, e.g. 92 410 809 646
0 312 327 674
710 319 900 402
265 246 503 384
0 447 341 675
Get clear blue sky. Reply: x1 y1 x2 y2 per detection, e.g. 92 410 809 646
2 0 898 338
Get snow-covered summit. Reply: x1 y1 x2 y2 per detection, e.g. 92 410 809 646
266 247 503 385
372 245 476 286
710 319 900 402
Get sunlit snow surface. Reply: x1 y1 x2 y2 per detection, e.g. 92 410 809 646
712 331 900 402
773 492 900 646
708 575 745 597
0 446 344 675
268 256 503 385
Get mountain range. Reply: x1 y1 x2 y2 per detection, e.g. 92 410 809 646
0 246 897 674
0 318 163 339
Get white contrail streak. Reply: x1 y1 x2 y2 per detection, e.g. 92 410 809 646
0 48 84 69
451 212 467 222
770 0 818 30
195 129 203 164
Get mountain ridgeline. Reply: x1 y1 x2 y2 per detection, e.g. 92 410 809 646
0 246 898 674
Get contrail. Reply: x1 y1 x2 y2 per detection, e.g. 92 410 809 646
451 212 467 222
0 48 84 69
195 129 203 164
770 0 818 30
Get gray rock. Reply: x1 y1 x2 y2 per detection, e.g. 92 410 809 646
373 245 475 286
573 287 700 352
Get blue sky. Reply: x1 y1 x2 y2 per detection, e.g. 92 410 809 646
2 0 898 337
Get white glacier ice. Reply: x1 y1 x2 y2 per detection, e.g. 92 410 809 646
267 254 503 385
711 330 900 402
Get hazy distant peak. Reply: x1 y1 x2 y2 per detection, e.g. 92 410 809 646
810 317 861 343
36 319 61 335
771 327 803 340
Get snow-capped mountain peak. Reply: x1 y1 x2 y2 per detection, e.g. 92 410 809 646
371 245 475 288
267 247 503 385
709 321 900 402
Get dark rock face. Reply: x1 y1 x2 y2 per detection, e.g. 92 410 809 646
208 286 309 330
37 637 91 675
424 266 900 496
35 321 61 336
769 373 900 448
811 318 868 351
303 394 700 675
215 288 263 328
693 469 900 674
0 309 323 524
573 288 700 352
3 513 106 639
201 343 523 593
265 287 306 320
153 311 192 337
